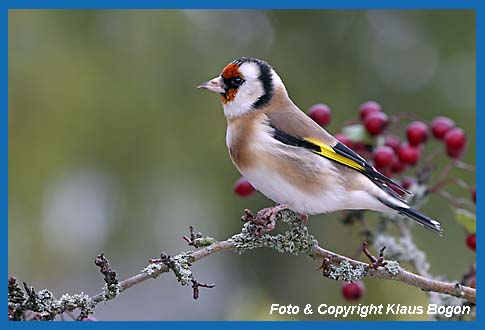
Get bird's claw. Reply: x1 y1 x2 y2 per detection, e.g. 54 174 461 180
242 205 289 237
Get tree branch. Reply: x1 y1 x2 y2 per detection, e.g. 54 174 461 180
94 209 476 304
8 208 476 321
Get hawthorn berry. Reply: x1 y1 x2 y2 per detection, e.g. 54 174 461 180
359 101 382 120
353 142 367 153
364 112 389 135
406 121 428 146
341 281 365 302
233 177 255 197
431 116 455 140
466 234 476 252
384 135 401 153
309 104 332 127
373 146 396 168
444 128 467 158
446 147 465 159
398 143 421 166
391 160 407 174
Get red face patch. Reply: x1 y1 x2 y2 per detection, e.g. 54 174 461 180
221 63 241 80
220 63 244 104
221 89 237 104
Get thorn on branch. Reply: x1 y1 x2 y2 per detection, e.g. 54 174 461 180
362 242 387 269
191 279 215 300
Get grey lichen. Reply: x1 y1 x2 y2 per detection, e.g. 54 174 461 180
141 262 164 276
49 292 94 319
142 252 195 286
8 277 27 321
384 260 402 276
194 236 216 247
102 283 122 301
230 209 317 256
327 260 367 282
9 282 95 321
170 252 195 286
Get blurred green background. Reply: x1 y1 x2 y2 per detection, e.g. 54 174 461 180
9 10 475 320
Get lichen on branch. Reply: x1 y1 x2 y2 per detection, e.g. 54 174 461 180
8 207 476 321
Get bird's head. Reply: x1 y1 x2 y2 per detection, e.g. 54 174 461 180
197 57 286 118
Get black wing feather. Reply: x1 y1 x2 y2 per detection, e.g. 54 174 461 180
271 125 410 199
333 142 412 197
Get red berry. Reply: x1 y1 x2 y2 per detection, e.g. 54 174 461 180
373 146 396 168
446 146 465 159
359 101 382 120
335 134 353 148
233 177 255 197
353 142 367 153
431 116 455 140
466 234 476 252
472 187 476 204
391 160 407 174
341 281 365 302
364 112 389 135
402 177 416 190
444 127 467 156
406 121 428 146
309 104 332 127
384 135 401 153
398 143 421 165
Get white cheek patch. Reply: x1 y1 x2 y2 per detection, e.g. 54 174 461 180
223 62 265 119
223 79 264 118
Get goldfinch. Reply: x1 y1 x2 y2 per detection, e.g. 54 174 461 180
198 57 442 234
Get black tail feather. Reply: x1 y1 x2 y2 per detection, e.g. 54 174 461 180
378 198 442 235
395 206 442 235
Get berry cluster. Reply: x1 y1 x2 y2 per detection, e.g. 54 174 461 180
357 102 467 176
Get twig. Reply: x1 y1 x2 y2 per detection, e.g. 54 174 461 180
8 208 476 321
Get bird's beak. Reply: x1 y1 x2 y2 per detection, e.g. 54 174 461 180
197 76 226 94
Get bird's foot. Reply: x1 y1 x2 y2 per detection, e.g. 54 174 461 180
241 204 289 237
362 242 387 269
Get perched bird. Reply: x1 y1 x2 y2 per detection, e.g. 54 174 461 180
198 57 442 234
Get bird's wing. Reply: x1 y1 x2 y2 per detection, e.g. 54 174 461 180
264 107 410 199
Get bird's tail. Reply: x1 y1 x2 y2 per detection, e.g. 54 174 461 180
378 198 442 235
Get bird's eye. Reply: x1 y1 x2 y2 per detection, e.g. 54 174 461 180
232 77 243 85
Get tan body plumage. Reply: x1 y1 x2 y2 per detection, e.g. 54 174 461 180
225 87 394 215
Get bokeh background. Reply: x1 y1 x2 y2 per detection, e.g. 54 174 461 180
9 10 475 320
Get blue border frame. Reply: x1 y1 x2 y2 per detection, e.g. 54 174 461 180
4 0 480 328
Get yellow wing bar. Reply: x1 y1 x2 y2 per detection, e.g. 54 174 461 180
304 137 365 171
